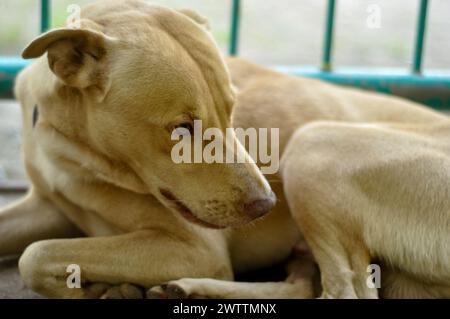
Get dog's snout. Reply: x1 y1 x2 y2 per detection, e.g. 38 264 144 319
242 196 276 219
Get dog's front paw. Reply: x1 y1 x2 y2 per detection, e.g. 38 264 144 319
147 283 189 299
147 280 208 299
90 283 144 299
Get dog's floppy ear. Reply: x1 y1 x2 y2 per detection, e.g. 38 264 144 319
22 28 114 93
178 9 211 31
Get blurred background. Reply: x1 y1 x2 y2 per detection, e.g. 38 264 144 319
0 0 449 184
1 0 450 69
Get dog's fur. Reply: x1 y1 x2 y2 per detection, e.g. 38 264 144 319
0 0 449 298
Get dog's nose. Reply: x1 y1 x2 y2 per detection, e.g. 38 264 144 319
242 196 276 219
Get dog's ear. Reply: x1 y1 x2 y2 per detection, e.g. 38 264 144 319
178 9 211 31
22 28 115 94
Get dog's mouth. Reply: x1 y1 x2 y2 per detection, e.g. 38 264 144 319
159 189 225 230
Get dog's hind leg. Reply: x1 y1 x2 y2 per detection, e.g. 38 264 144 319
280 123 381 299
0 189 81 256
382 269 450 299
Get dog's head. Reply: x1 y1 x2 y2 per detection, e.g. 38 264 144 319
19 0 275 229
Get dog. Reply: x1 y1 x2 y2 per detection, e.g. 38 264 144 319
0 0 449 298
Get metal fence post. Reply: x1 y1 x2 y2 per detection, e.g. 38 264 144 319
40 0 51 33
229 0 241 56
321 0 336 71
412 0 429 74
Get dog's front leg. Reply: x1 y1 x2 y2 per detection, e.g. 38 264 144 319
149 252 319 299
0 189 82 256
18 229 232 298
149 279 314 299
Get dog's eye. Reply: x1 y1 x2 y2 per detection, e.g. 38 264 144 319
173 122 194 135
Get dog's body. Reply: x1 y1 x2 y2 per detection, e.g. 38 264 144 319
0 0 449 298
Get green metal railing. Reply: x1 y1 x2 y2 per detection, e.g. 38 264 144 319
321 0 336 72
413 0 428 74
227 0 450 109
229 0 241 56
229 0 429 75
0 0 449 109
40 0 51 33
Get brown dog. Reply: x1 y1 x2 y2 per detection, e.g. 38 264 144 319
0 0 449 298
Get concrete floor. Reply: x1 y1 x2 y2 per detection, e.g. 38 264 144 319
0 100 25 181
0 191 41 299
0 256 41 299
